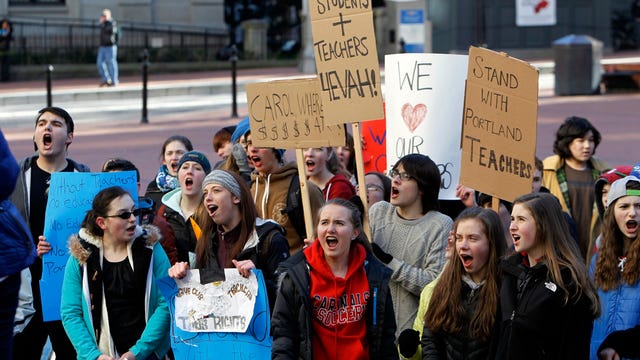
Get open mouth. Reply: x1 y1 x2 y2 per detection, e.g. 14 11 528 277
305 159 316 172
170 161 179 173
391 186 399 198
184 177 194 188
460 254 473 267
42 134 52 147
627 220 638 232
207 204 219 216
126 225 136 232
512 234 521 246
325 236 338 248
251 156 262 167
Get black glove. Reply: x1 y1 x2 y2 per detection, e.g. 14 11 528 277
372 242 393 264
398 328 420 358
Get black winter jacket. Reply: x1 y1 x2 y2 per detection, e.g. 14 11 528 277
271 249 399 360
421 281 492 360
494 254 595 360
199 219 289 312
159 204 196 263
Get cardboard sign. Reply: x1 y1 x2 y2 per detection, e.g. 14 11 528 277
309 0 384 125
384 53 468 199
41 171 138 321
246 78 346 148
460 46 538 202
362 118 386 173
158 270 271 359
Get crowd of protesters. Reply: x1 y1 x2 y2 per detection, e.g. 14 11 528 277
1 106 639 360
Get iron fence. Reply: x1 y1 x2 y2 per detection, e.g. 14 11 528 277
7 16 230 65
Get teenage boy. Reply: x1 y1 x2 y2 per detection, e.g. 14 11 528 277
369 153 453 336
245 131 324 254
10 107 89 359
542 116 608 260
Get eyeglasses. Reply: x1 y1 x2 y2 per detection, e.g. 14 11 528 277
389 169 414 182
104 209 141 219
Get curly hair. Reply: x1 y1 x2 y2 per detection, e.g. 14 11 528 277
595 179 640 291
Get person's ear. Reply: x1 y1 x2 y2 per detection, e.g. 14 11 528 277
66 132 74 146
96 216 108 230
232 195 240 205
351 228 361 240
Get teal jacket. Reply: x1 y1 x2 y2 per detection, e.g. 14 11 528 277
61 225 170 360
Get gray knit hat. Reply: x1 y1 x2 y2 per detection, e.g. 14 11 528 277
202 170 241 199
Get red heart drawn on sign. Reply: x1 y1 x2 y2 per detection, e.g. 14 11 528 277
401 103 427 133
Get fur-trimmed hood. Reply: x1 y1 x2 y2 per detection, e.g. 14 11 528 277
68 224 162 264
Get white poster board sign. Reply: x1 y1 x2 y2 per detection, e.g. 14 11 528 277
173 269 258 333
384 53 468 199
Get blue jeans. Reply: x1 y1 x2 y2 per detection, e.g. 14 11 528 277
97 45 119 84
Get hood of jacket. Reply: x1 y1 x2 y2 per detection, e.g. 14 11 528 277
161 187 183 214
68 224 161 264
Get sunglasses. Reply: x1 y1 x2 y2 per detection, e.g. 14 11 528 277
104 209 141 219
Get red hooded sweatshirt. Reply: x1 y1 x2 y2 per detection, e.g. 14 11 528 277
304 240 370 360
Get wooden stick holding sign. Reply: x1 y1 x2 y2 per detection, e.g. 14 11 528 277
246 77 346 242
351 122 371 241
295 149 314 241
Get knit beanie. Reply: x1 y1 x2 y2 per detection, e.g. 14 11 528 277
231 117 251 144
202 170 242 199
177 151 211 174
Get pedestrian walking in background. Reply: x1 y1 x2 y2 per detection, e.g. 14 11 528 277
494 192 600 360
542 116 608 260
590 176 640 359
61 186 171 360
145 135 193 211
368 153 453 336
97 8 119 87
0 18 12 82
168 169 289 311
10 107 87 359
271 198 398 359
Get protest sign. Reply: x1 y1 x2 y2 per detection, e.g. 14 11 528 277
41 171 138 321
460 46 538 202
158 269 271 359
384 53 468 199
362 118 386 173
246 77 345 148
309 0 384 125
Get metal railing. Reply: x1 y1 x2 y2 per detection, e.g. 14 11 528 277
6 16 230 65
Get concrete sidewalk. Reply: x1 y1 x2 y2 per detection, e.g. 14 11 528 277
1 49 638 108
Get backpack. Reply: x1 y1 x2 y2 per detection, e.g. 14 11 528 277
280 175 306 241
0 199 36 278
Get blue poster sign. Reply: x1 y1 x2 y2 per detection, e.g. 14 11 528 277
41 171 138 321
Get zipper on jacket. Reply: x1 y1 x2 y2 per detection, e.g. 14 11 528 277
510 310 515 321
373 287 378 325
